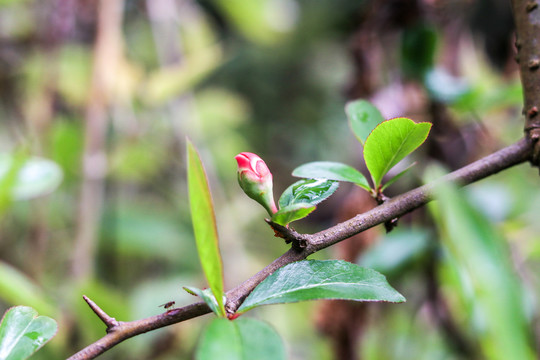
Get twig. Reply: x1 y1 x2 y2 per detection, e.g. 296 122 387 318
68 138 532 360
82 296 119 329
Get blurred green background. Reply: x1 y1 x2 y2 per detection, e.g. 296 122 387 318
1 0 539 359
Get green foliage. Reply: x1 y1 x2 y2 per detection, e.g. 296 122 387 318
0 154 62 202
380 162 417 191
401 23 438 80
196 317 286 360
0 263 55 317
183 287 226 317
271 179 338 226
237 260 405 313
359 229 431 276
0 306 57 360
292 161 370 191
212 0 289 45
187 140 226 317
278 179 338 208
294 113 431 196
271 203 315 227
345 99 385 145
364 118 431 188
428 167 535 360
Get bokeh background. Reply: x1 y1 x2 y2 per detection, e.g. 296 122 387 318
1 0 540 359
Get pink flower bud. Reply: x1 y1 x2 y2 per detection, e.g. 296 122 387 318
235 152 278 216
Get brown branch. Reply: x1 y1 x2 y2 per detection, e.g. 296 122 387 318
512 0 540 165
82 296 119 329
68 138 532 360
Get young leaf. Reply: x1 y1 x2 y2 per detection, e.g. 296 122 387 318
278 179 338 208
345 100 385 145
380 162 417 191
237 260 405 313
186 139 226 317
292 161 371 191
364 118 431 188
271 203 316 226
196 317 286 360
0 306 57 360
271 178 337 226
183 286 226 317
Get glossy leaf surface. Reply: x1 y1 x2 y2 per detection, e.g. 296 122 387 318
271 203 316 226
292 161 370 190
345 100 385 145
238 260 405 313
278 179 338 208
196 317 285 360
364 118 431 187
187 140 226 316
0 306 57 360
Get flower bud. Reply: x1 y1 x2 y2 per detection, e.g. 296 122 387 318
235 152 278 216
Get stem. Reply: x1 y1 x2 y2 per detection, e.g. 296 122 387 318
512 0 540 164
68 138 532 360
72 0 124 280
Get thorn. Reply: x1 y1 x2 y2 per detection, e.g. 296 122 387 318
83 295 119 329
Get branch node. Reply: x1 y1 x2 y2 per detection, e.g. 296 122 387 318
528 58 540 70
528 106 539 118
83 295 119 329
266 219 310 251
526 0 538 12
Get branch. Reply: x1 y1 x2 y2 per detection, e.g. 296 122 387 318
512 0 540 165
68 138 532 360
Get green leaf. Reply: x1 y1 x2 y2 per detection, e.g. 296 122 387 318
0 262 55 317
0 154 63 201
272 178 337 226
186 139 226 317
292 161 371 191
0 306 57 360
427 167 535 360
364 118 431 188
183 286 225 317
380 162 417 191
401 23 437 80
196 317 285 360
237 260 405 313
345 100 385 145
271 203 316 226
359 229 431 276
278 179 338 208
